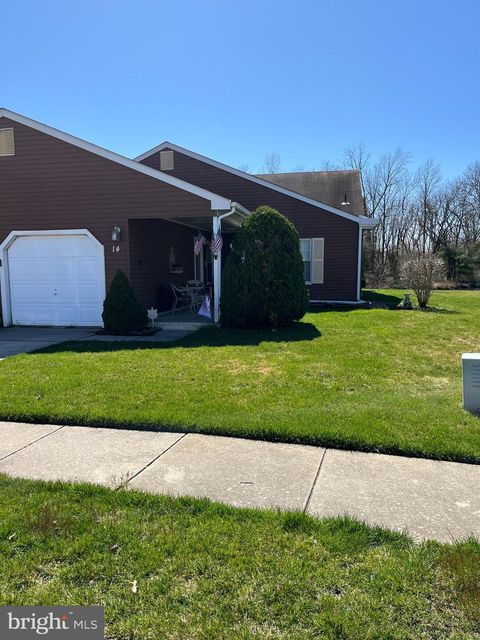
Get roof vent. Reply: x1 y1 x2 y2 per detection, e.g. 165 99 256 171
0 128 15 156
160 150 174 171
341 193 350 206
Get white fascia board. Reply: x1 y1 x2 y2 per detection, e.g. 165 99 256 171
359 217 379 229
0 108 231 211
135 141 376 225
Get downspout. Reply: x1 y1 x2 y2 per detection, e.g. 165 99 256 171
357 224 363 302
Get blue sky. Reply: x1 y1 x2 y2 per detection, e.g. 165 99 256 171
2 0 479 178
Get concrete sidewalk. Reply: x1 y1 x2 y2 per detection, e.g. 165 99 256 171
0 421 479 542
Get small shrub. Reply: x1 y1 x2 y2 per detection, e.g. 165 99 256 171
102 270 146 334
221 206 308 328
401 254 445 309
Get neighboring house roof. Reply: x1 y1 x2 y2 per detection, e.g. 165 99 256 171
257 170 364 217
135 142 378 228
0 108 232 211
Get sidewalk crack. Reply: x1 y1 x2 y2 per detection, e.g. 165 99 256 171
118 432 187 489
303 448 327 513
0 424 65 462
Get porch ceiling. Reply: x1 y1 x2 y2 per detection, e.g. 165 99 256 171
165 206 249 233
165 216 214 232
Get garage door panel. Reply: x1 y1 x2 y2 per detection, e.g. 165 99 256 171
78 283 102 302
79 305 104 324
7 233 105 327
54 284 79 303
11 282 55 302
13 304 57 326
9 258 55 280
56 305 85 326
53 260 79 281
78 258 102 277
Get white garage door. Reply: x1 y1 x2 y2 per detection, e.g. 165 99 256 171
7 233 105 326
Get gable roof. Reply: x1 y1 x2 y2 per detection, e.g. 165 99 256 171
135 141 377 228
0 108 232 211
257 170 364 217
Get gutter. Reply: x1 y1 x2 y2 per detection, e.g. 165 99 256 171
218 202 250 221
358 216 379 229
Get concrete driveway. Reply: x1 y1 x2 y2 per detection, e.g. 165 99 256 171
0 326 197 359
0 327 96 359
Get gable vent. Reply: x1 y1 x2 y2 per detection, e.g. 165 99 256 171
0 128 15 156
160 149 174 171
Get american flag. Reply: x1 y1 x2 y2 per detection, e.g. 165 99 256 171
210 232 223 255
194 232 207 255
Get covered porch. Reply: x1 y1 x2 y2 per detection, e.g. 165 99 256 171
128 203 248 324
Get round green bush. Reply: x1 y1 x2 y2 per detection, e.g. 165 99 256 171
102 270 147 334
221 206 308 328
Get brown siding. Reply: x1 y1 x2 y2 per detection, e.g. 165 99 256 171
141 150 359 300
129 219 196 310
0 118 212 296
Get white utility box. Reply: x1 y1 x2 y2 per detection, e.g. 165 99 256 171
462 353 480 414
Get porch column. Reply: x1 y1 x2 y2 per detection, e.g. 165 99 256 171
212 214 221 323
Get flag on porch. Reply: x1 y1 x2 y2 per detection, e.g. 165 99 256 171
210 232 223 255
194 232 207 255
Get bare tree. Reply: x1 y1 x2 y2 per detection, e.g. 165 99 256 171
258 137 480 287
263 152 282 173
457 162 480 244
362 149 412 282
401 253 445 308
414 159 442 253
238 163 250 174
314 159 340 171
343 143 370 206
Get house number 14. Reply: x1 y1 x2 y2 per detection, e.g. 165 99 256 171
112 245 120 253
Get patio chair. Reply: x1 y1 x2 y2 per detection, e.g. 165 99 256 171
186 280 205 312
169 282 192 313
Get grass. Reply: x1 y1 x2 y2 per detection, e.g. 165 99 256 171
0 289 479 462
0 474 479 639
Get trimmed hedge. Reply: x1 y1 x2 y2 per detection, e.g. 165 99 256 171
221 206 308 328
102 270 146 334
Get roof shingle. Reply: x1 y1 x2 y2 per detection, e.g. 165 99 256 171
256 170 364 216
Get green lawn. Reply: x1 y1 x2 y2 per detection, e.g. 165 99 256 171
0 290 479 462
0 475 479 639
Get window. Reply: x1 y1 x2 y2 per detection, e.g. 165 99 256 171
300 239 312 282
300 238 324 284
0 128 15 156
160 150 174 170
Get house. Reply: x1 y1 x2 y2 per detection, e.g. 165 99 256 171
0 108 377 327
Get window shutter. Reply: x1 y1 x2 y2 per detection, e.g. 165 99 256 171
0 128 15 156
311 238 324 284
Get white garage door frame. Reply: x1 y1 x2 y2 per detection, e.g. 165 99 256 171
0 229 106 327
